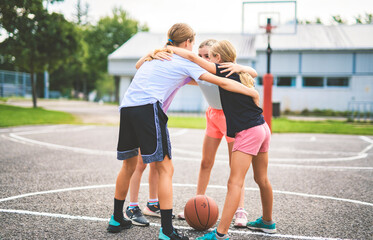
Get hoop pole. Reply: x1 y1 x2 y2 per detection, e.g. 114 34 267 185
263 74 273 131
264 18 273 131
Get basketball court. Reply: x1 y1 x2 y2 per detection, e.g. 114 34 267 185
0 124 372 239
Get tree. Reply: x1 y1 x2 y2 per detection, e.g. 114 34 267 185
355 12 373 24
0 0 78 107
74 0 90 26
84 7 148 102
332 15 346 24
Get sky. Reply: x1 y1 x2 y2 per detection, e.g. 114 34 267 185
47 0 373 33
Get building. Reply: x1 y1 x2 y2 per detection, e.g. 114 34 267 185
108 24 373 112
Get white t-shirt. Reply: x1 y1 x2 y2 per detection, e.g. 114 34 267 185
196 80 222 110
120 55 207 109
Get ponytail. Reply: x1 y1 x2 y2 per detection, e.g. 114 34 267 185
166 23 195 46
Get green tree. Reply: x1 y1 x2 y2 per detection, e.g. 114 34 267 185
49 1 91 99
84 7 148 102
0 0 78 107
332 15 346 24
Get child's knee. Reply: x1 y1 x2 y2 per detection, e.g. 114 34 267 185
156 162 174 177
227 177 244 190
254 176 270 187
200 157 214 171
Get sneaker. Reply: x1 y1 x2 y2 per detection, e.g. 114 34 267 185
125 206 150 226
107 215 132 233
247 216 276 234
143 202 175 219
143 202 161 217
177 211 185 220
158 227 189 240
233 208 248 228
196 229 229 240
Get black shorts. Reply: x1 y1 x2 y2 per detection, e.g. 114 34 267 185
117 102 171 163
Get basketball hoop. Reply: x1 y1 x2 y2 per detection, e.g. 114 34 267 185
260 18 277 34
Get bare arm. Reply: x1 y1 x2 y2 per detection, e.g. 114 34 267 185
167 46 216 74
135 49 173 69
135 51 152 69
199 72 259 104
218 63 258 78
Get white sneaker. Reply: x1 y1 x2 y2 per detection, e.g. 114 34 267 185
234 208 248 227
177 211 185 220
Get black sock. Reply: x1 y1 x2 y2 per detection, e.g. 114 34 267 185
161 209 173 235
113 198 125 222
216 230 226 237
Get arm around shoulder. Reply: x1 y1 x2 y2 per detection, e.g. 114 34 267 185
199 72 259 100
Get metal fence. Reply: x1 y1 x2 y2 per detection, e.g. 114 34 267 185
348 101 373 122
0 70 33 97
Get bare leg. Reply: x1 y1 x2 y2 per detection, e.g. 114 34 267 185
252 152 273 221
196 135 222 195
227 141 245 209
115 155 138 200
148 162 159 199
155 155 174 209
217 151 252 234
129 155 147 202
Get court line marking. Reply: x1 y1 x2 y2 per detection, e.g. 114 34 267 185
4 131 370 163
0 209 344 240
1 183 372 207
174 157 373 170
3 126 372 169
173 148 369 162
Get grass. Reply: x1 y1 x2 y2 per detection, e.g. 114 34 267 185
168 116 373 135
168 116 207 129
1 104 372 135
272 118 373 135
0 104 79 127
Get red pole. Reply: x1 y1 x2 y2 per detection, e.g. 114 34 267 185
263 73 273 131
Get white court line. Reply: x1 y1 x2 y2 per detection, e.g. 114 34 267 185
0 209 343 240
4 125 372 163
1 183 372 207
174 156 373 171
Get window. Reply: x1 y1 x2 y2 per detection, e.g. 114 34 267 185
256 77 263 86
256 76 275 86
277 77 296 87
326 77 349 87
303 77 324 87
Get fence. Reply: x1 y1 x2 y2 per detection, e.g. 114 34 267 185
0 70 33 98
347 101 373 122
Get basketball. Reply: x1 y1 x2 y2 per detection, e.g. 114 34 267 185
184 195 219 231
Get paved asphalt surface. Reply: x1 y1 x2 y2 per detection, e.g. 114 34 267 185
1 101 372 240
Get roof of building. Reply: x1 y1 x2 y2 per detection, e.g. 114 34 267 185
108 24 373 60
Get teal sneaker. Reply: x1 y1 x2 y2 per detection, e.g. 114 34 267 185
107 215 132 233
247 216 276 234
196 229 229 240
158 227 189 240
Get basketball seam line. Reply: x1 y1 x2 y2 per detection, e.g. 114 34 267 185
194 197 204 228
205 195 210 229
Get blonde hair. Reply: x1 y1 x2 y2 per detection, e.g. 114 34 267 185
166 23 195 47
210 40 255 88
199 39 217 49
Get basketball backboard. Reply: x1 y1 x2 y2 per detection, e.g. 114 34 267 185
242 1 297 35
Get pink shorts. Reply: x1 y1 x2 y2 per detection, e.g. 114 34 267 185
232 122 271 156
205 107 234 143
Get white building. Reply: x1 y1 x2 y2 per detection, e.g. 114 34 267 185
108 24 373 112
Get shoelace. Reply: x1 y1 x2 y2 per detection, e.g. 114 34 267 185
235 209 248 219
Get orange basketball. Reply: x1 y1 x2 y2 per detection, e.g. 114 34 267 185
184 195 219 231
